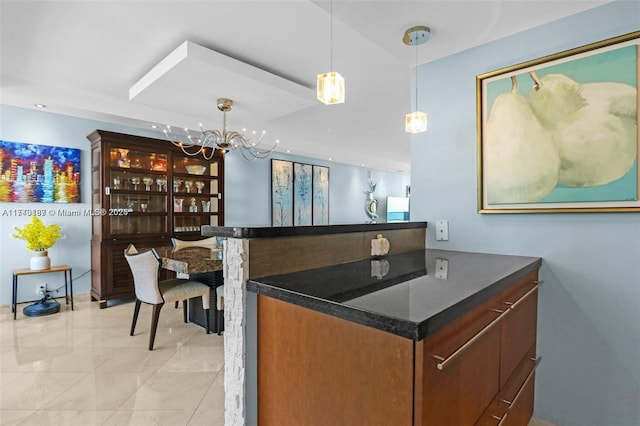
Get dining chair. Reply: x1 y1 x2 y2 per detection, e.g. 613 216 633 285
170 237 224 333
124 244 211 350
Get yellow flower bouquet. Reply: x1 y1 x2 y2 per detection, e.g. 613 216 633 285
13 216 62 251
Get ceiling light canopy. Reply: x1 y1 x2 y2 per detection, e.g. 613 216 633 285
163 98 279 161
403 25 430 133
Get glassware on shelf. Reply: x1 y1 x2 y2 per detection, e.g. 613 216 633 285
174 198 184 212
184 180 193 193
173 179 183 193
189 197 198 212
130 177 141 190
156 178 166 192
117 149 130 168
195 181 205 194
201 200 211 212
140 202 148 213
113 176 121 189
143 177 154 191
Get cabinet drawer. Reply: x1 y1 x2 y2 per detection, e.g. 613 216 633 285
499 270 539 387
475 347 539 426
416 296 505 425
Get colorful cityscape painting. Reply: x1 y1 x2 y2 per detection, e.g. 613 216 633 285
0 140 81 203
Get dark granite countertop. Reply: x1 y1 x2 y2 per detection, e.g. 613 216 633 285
155 246 223 274
201 222 427 239
247 249 541 341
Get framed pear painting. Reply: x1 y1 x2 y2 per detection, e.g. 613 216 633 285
477 31 640 213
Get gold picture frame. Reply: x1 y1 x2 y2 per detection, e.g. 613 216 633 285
477 31 640 213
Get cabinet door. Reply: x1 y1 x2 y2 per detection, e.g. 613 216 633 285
415 301 503 425
499 270 539 387
171 156 222 235
105 146 169 238
258 295 414 426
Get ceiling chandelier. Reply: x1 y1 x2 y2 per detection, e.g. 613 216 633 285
163 98 279 161
403 25 430 133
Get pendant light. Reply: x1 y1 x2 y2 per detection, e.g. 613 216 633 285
403 25 430 133
317 0 345 105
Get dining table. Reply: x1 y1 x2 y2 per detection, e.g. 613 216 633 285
155 246 224 332
155 246 223 276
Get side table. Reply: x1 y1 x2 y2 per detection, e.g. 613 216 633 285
12 265 73 320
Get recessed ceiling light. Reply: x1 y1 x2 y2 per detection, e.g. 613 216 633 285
286 150 291 153
150 124 158 129
34 104 46 108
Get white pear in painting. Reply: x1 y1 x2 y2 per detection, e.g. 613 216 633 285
530 74 637 187
486 76 560 204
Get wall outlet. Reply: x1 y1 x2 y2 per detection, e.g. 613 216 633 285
436 220 449 241
36 284 46 296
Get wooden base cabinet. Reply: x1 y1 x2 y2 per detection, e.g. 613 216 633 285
257 270 540 426
415 269 540 426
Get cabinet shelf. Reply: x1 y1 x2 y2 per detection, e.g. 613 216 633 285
173 192 217 197
110 190 168 195
109 167 168 175
173 172 219 179
173 212 219 216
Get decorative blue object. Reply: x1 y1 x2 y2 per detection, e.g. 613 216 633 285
23 296 60 317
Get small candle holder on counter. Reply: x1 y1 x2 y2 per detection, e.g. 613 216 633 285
371 234 390 258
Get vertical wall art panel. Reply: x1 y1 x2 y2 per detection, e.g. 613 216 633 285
271 159 293 226
0 140 81 203
293 162 312 226
312 165 330 225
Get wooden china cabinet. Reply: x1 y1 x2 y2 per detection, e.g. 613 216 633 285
87 130 224 308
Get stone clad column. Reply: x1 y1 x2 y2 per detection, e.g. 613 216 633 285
224 238 249 426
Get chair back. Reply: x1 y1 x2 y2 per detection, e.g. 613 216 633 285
171 236 218 250
124 244 163 305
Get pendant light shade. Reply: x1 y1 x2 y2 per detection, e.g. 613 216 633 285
317 71 345 105
403 25 430 133
405 111 427 133
317 0 344 105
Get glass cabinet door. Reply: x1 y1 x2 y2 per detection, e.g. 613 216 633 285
172 157 221 234
107 148 168 236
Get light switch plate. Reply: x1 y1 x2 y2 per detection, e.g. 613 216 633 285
436 220 449 241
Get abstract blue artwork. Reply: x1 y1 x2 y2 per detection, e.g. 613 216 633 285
271 159 293 226
294 162 312 226
312 165 329 225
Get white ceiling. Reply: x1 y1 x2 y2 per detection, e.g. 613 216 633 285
0 0 613 173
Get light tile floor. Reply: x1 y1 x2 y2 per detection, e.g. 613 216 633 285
1 296 556 426
0 297 224 426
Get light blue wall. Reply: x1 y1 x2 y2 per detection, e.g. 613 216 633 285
410 2 640 425
0 105 408 305
224 152 409 226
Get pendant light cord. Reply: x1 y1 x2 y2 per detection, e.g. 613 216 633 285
414 41 418 111
330 0 334 71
